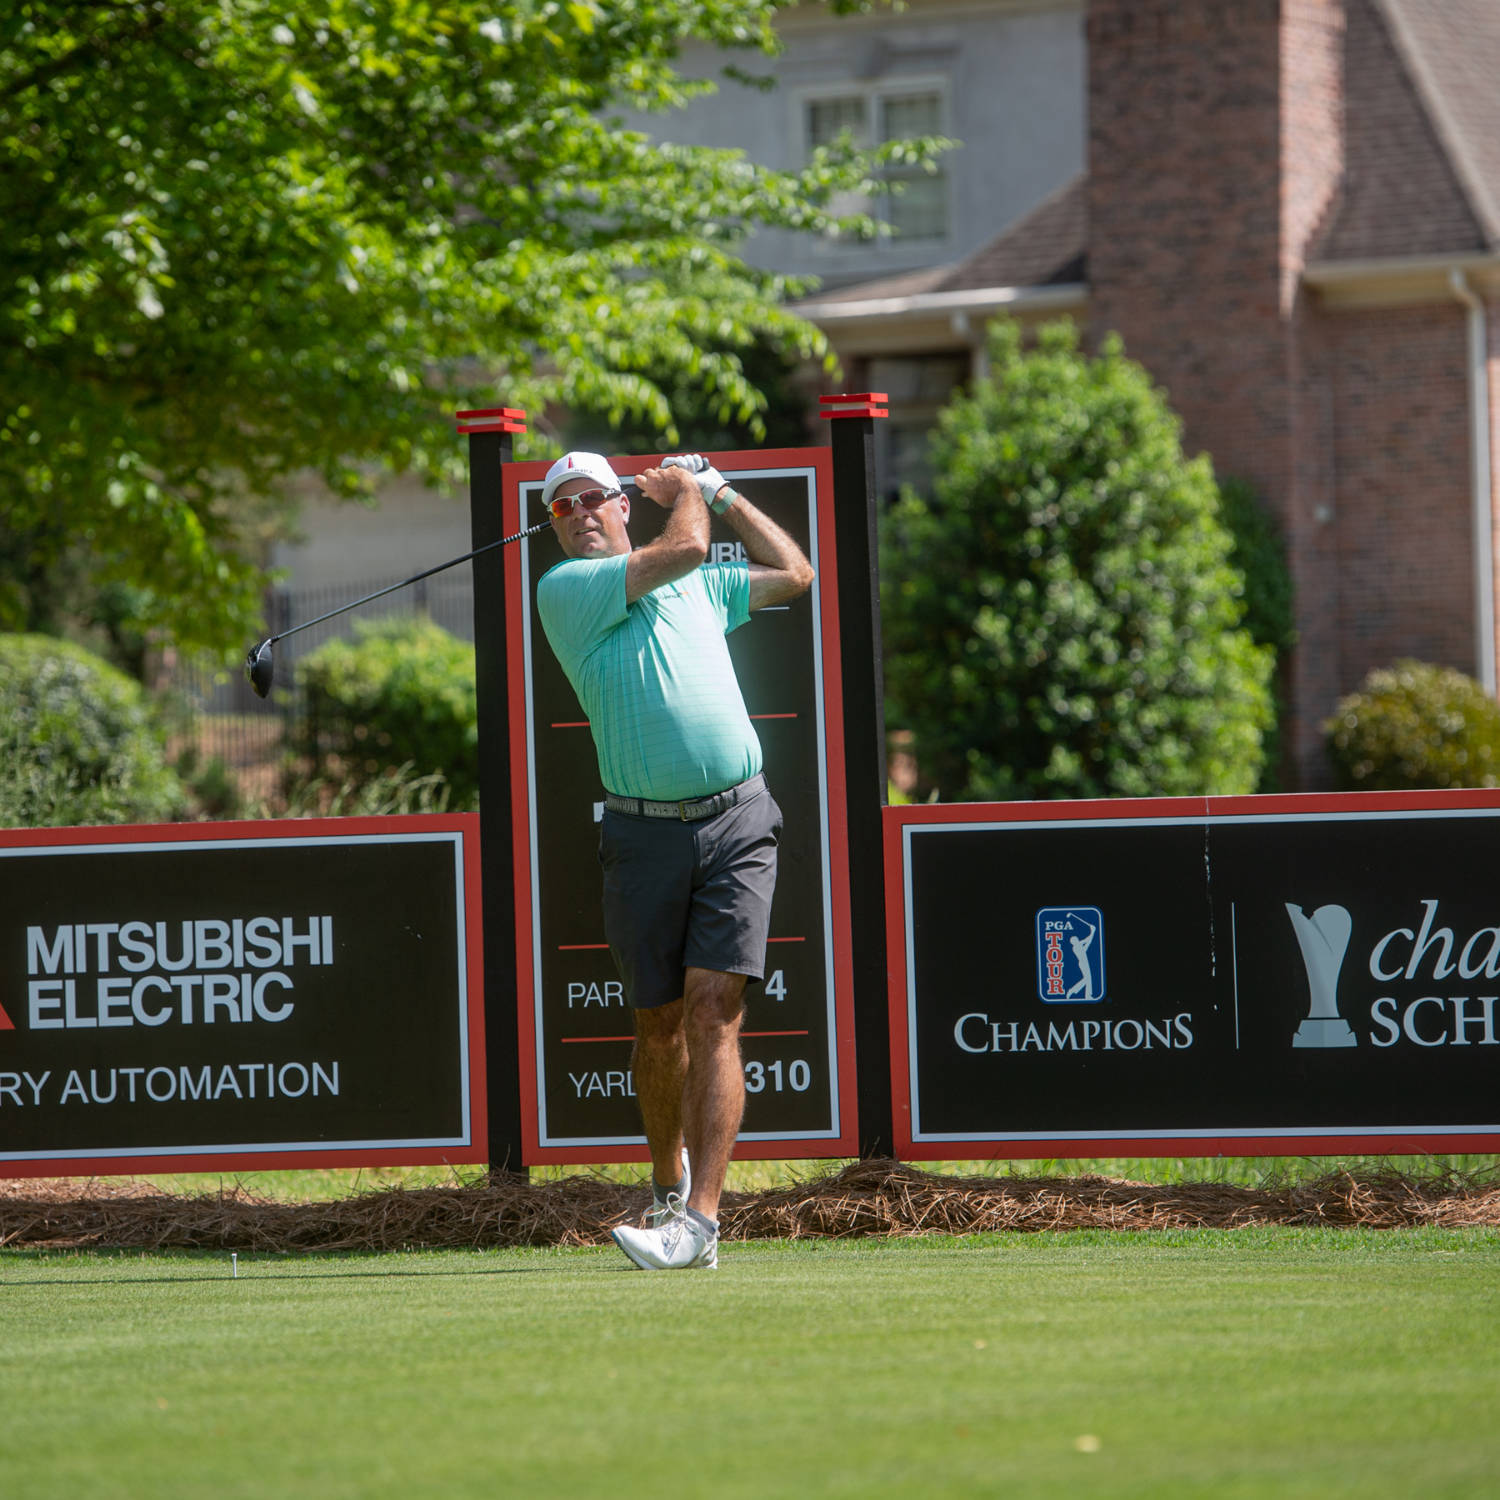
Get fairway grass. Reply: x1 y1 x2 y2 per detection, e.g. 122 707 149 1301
3 1228 1497 1499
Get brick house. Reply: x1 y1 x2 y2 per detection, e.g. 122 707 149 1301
801 0 1500 788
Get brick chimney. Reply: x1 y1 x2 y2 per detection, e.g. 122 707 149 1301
1087 0 1347 785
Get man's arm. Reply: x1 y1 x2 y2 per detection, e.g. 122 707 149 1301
719 489 815 610
626 466 710 604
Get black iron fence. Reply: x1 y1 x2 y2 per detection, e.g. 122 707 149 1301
161 570 475 777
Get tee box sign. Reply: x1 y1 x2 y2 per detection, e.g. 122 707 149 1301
504 449 858 1162
0 816 485 1177
885 792 1500 1158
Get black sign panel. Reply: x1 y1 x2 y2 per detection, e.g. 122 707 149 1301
0 817 484 1176
887 795 1500 1157
505 449 857 1162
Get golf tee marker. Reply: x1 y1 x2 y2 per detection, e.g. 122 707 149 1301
502 447 860 1163
821 395 894 1157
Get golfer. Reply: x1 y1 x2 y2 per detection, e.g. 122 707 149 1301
535 449 814 1270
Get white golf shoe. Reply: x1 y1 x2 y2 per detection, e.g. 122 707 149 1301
612 1195 718 1271
644 1148 692 1229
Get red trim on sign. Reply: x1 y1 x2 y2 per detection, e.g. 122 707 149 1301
458 419 527 435
0 1148 500 1180
744 1030 811 1038
803 443 860 1157
880 789 1500 1160
1206 787 1500 816
457 813 488 1160
550 721 590 729
767 935 805 943
884 807 916 1156
750 713 798 720
882 795 1213 831
0 813 487 1176
558 943 609 950
507 445 860 1164
503 461 543 1158
0 812 482 848
893 1133 1500 1162
818 393 890 419
456 406 527 435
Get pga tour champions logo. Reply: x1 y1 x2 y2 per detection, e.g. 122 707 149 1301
1036 908 1105 1003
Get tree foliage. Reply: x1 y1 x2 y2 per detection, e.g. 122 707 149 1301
1216 475 1295 790
881 320 1274 802
1 0 939 654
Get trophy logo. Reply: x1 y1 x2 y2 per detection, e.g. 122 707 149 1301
1286 903 1357 1048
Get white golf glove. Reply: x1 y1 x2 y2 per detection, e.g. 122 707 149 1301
662 453 728 506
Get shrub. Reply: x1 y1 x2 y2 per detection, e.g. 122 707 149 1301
268 763 456 818
1324 660 1500 790
881 319 1274 802
0 633 184 826
173 743 244 820
292 616 478 807
1216 478 1296 659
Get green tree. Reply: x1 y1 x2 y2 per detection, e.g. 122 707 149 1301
881 320 1274 801
2 0 940 655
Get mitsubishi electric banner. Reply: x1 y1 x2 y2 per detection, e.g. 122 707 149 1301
885 793 1500 1158
0 816 485 1177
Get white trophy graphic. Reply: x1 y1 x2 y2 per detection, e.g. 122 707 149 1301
1286 903 1357 1048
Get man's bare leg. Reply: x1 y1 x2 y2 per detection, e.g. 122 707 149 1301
681 966 747 1222
632 998 687 1192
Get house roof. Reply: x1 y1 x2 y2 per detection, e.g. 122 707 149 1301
1315 0 1499 262
805 0 1499 323
805 174 1087 308
1376 0 1500 249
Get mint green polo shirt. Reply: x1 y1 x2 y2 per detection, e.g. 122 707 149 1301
536 554 763 801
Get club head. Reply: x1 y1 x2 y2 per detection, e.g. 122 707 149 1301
246 640 274 699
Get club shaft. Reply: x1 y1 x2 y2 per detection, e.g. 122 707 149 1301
268 521 549 645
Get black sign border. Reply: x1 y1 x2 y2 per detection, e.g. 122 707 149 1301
504 448 859 1163
0 814 486 1178
885 791 1500 1159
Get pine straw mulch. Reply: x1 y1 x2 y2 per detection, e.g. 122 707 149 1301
3 1159 1499 1253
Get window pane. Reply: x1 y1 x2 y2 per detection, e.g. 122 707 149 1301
807 97 868 151
881 92 942 141
887 170 948 240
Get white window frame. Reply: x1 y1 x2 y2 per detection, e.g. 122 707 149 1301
793 76 953 253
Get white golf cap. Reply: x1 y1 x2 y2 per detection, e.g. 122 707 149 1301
541 451 623 507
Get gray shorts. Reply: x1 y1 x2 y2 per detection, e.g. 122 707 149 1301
598 776 783 1009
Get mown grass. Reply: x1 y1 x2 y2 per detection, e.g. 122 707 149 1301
3 1229 1497 1499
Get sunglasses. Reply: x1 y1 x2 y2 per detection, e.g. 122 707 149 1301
547 486 621 518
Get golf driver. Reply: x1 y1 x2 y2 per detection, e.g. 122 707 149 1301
244 519 550 698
